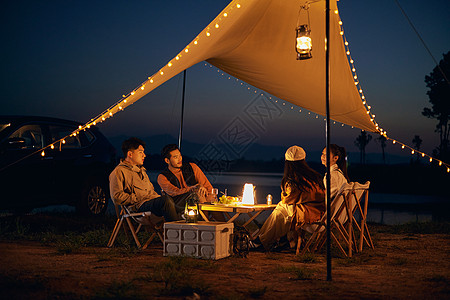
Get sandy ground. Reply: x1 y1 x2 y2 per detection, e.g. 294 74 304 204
0 226 449 300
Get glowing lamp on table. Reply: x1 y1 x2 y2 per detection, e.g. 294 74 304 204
242 183 255 205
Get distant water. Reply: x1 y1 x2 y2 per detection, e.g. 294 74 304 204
148 171 449 225
28 171 448 225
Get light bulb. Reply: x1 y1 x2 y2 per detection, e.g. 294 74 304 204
41 150 45 157
350 59 354 63
223 13 228 17
334 10 338 14
215 23 219 28
339 21 343 25
411 150 414 154
340 31 344 35
150 79 154 83
160 71 164 75
168 62 172 67
62 140 66 144
194 40 198 45
109 112 113 116
439 161 442 166
131 91 135 95
175 56 179 60
184 48 189 53
402 145 405 149
141 86 145 90
206 32 210 36
429 158 432 162
236 3 241 8
421 153 425 157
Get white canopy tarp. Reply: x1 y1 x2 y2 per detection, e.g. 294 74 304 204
90 0 378 133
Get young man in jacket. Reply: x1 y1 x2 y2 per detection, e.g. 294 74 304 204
109 137 180 221
157 144 214 209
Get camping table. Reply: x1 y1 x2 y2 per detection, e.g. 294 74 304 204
198 203 276 238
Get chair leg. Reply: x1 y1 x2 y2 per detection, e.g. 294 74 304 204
331 231 348 257
296 234 302 255
142 232 157 250
125 217 142 249
107 217 124 248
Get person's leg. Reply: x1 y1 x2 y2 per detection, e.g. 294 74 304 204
258 203 292 250
138 195 180 221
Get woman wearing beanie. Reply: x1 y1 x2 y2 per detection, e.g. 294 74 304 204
252 146 325 254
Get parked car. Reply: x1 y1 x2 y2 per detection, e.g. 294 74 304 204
0 116 117 215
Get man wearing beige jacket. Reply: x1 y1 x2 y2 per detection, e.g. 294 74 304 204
109 137 180 221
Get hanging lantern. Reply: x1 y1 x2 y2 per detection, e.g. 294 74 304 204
296 24 312 60
242 183 255 205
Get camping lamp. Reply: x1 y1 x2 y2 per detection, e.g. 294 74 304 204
242 183 255 205
296 24 312 60
185 205 198 223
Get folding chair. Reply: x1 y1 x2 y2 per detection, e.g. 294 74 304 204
348 181 374 252
301 182 355 257
107 204 165 250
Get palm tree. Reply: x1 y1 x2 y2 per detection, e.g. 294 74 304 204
376 135 387 164
354 131 372 164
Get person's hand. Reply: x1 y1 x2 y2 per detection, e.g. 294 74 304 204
198 186 208 198
189 184 200 192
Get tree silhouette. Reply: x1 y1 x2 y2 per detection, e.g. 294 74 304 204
376 135 387 164
412 135 423 163
422 51 450 161
354 131 372 164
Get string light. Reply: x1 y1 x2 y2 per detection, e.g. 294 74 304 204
51 5 448 175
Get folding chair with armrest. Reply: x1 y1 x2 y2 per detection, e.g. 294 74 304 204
107 204 165 250
301 182 355 257
348 181 374 252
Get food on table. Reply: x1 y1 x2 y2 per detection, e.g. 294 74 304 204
219 195 241 204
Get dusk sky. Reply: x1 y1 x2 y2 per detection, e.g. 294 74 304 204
1 0 449 161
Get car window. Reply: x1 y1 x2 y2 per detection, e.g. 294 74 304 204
49 125 81 149
78 129 96 147
9 124 43 149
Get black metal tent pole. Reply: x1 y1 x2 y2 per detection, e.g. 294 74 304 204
325 0 332 281
178 69 187 150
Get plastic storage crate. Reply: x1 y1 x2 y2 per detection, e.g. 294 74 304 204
164 221 234 260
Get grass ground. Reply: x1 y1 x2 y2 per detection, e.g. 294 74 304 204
0 212 449 299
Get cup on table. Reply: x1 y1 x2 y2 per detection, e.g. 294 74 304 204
211 188 219 204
